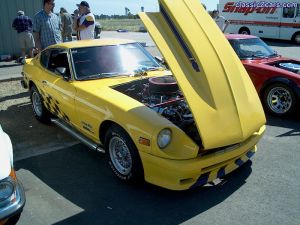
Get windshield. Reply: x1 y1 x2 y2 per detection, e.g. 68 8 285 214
71 43 161 80
229 38 277 60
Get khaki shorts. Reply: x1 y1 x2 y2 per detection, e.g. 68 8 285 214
18 32 35 49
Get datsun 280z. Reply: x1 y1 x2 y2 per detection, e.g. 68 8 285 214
21 0 266 190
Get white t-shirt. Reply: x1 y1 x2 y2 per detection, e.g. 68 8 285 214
79 12 95 40
214 16 227 31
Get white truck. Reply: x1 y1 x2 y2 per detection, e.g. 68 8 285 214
218 0 300 44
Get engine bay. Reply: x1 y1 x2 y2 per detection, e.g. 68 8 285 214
270 61 300 74
113 76 201 145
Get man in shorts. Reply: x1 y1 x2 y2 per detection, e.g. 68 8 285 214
12 11 35 63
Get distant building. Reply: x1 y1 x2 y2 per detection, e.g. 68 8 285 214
141 7 144 12
0 0 42 57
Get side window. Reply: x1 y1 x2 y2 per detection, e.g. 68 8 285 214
47 49 70 76
282 7 296 18
40 50 50 68
297 4 300 17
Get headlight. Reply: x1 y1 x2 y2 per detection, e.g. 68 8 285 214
157 129 172 149
0 177 15 207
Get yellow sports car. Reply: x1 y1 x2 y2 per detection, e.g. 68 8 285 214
21 0 266 190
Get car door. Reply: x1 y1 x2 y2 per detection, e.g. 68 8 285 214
41 48 77 125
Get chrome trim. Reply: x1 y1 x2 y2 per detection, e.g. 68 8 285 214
0 180 26 220
51 118 105 153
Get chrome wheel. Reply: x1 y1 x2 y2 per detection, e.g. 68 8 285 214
267 86 293 114
109 136 132 176
32 91 43 117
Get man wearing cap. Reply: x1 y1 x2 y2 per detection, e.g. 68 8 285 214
33 0 62 50
74 1 95 40
12 11 35 62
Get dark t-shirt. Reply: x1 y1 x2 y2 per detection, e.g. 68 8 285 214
61 13 73 36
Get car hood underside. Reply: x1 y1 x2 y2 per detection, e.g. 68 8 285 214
139 0 266 149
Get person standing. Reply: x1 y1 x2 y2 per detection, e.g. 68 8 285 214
212 10 229 33
74 1 95 40
12 11 35 62
60 7 73 42
33 0 62 50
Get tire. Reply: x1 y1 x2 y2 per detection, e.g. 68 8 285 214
30 85 51 123
293 33 300 45
239 27 250 35
104 125 144 182
262 83 296 117
5 213 21 225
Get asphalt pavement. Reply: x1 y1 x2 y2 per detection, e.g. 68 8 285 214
0 31 299 225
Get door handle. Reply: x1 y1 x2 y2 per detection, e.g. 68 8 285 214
42 80 47 85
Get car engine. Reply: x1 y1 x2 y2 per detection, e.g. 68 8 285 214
272 61 300 74
113 76 201 145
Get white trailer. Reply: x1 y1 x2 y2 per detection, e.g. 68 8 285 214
218 0 300 44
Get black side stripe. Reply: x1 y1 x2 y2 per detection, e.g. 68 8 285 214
160 4 200 72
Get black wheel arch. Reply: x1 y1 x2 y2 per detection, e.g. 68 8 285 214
99 120 129 146
260 77 300 100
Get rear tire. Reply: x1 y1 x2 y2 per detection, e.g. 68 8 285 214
30 85 51 123
293 33 300 45
262 83 296 117
239 27 250 35
104 125 144 182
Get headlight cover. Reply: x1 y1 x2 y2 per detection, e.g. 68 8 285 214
157 129 172 149
0 177 15 207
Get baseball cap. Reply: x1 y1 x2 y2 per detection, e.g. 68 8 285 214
77 1 89 8
17 10 24 15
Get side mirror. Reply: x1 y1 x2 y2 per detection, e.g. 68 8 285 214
55 67 70 81
155 56 169 69
55 67 66 75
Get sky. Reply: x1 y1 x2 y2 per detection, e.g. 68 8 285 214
55 0 219 15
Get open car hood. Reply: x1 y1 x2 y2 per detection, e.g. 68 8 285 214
139 0 265 149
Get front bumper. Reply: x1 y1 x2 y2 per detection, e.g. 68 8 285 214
0 179 26 221
140 125 265 190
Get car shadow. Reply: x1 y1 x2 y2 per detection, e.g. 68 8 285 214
263 38 298 48
1 88 253 225
266 115 300 137
0 92 29 102
15 144 253 225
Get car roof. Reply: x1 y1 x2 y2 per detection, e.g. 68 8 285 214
225 34 258 40
49 39 137 49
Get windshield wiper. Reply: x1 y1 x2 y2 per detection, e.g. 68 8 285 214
269 53 278 58
132 66 165 77
251 54 269 59
78 72 131 80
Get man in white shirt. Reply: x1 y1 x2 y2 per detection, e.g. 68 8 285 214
212 10 229 33
74 1 95 40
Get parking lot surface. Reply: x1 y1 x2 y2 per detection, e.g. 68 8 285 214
0 31 299 225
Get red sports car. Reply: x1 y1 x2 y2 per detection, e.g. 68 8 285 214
226 34 300 117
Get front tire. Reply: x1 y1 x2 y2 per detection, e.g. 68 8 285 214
105 125 143 182
262 83 296 116
30 85 51 123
